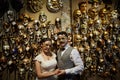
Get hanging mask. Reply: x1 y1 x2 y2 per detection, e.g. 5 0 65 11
7 10 15 22
93 30 100 41
111 10 118 19
46 0 63 13
3 39 10 51
110 67 117 74
22 58 30 70
78 45 84 53
33 20 40 31
88 7 98 19
39 11 47 23
80 23 88 35
90 39 97 48
85 56 92 69
103 31 109 40
74 34 82 43
99 8 107 19
18 67 25 77
55 17 61 28
40 23 47 34
73 9 81 22
28 0 43 13
35 30 42 42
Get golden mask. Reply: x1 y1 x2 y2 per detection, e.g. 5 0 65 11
73 9 81 20
102 19 107 25
88 8 98 18
99 8 107 18
88 19 94 25
74 34 82 43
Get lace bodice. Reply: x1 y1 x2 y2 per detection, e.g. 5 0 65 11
34 53 57 80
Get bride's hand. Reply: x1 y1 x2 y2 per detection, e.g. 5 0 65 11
56 70 65 76
54 69 61 75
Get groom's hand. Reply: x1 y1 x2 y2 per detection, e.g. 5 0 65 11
56 70 65 76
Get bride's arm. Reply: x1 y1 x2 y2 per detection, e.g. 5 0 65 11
35 60 59 79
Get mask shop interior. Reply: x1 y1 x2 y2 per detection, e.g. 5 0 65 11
0 0 120 80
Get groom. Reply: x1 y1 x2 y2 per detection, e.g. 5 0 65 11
56 31 84 80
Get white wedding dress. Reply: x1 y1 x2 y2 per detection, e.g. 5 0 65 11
34 53 57 80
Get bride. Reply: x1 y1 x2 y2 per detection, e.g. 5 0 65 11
34 38 59 80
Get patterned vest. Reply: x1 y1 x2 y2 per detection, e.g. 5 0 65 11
57 47 74 69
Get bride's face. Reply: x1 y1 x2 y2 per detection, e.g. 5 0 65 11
41 41 52 53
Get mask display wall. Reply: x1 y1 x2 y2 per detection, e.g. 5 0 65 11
0 0 120 80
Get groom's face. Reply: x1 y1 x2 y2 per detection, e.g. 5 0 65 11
57 34 68 48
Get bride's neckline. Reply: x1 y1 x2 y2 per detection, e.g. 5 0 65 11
41 52 53 61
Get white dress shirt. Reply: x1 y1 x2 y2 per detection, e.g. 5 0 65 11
61 44 84 75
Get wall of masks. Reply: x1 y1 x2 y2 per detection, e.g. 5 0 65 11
0 0 120 80
0 0 70 80
72 0 120 80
